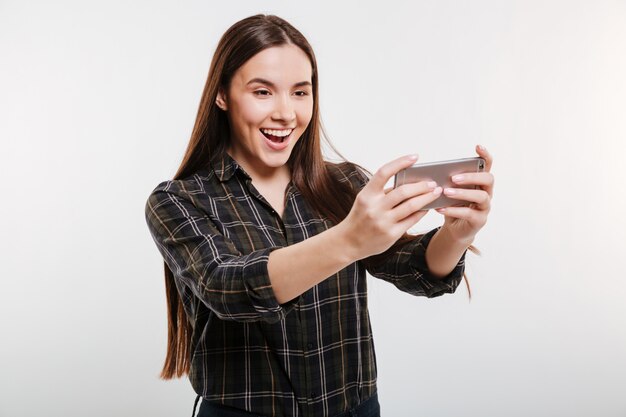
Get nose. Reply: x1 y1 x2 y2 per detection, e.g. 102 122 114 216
271 94 296 123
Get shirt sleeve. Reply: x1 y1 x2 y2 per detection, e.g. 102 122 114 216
144 181 299 323
334 161 466 298
365 227 466 298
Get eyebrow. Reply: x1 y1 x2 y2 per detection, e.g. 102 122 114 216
246 78 312 88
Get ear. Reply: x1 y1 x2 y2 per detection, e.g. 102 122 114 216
215 88 228 111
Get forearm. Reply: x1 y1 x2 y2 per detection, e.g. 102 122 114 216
268 222 357 304
424 227 471 278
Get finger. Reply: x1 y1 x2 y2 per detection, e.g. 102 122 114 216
384 186 393 195
397 206 429 232
384 180 437 208
450 171 494 196
435 206 486 227
368 154 419 191
442 188 491 210
390 187 443 221
475 144 493 172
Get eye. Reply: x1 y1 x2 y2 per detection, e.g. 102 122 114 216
253 89 271 96
294 90 309 97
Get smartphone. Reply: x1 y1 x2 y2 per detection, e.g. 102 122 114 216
393 157 486 210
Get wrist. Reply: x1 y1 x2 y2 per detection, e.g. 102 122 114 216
437 225 474 250
425 226 471 279
332 220 362 263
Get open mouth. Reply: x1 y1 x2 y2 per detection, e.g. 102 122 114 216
260 128 293 143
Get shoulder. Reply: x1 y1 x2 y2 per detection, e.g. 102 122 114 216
145 169 215 212
325 160 370 191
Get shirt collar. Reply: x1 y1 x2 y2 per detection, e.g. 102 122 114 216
209 150 251 183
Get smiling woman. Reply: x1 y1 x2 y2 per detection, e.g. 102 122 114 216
215 45 314 180
144 13 490 417
212 44 315 217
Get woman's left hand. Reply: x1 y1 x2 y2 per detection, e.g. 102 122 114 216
435 145 494 245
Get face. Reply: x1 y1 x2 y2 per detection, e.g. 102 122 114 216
216 44 314 179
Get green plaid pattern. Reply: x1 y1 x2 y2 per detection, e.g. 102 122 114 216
144 151 465 417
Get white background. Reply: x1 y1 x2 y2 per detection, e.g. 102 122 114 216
1 1 625 416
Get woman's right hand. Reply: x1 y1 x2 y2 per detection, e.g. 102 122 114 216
339 155 443 260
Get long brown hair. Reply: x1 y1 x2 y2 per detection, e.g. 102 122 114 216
160 13 476 379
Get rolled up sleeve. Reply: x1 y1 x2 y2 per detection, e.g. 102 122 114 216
366 227 466 298
144 183 298 323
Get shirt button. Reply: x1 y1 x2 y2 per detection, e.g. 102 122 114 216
310 392 316 399
307 343 314 349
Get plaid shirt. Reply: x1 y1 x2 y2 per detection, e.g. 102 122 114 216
144 151 466 417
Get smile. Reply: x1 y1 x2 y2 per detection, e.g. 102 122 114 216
260 128 293 150
260 128 294 143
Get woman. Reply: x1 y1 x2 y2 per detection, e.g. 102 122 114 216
144 13 494 417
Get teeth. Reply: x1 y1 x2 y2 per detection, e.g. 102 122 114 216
261 128 292 137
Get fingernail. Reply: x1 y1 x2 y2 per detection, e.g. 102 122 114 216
408 154 418 161
427 181 437 188
444 188 456 195
452 175 464 182
478 144 486 151
433 186 442 195
436 207 446 213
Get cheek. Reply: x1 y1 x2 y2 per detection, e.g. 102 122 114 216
297 101 314 126
234 100 267 127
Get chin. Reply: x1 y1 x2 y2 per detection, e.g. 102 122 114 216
262 154 291 168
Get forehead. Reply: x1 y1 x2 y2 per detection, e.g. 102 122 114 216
232 44 313 86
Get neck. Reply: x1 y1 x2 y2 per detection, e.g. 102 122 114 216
226 148 291 184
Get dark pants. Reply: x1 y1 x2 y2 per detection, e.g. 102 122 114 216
194 392 381 417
